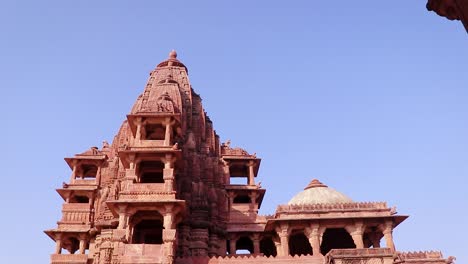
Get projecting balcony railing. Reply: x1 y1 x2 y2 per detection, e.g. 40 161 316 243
71 179 97 186
60 203 92 225
128 183 166 192
133 139 169 148
118 183 176 200
50 253 88 264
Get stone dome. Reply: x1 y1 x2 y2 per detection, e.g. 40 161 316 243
288 179 353 205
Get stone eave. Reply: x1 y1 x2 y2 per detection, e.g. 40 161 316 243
225 185 266 208
105 199 186 218
64 155 107 169
117 149 182 168
126 113 182 136
226 222 267 233
44 228 91 241
264 215 408 232
56 186 98 200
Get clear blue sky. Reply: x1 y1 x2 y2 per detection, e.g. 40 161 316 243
1 1 467 263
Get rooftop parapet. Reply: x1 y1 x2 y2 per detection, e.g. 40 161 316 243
277 202 389 213
175 254 324 264
397 251 455 263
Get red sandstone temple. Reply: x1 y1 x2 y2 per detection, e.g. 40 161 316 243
45 51 455 264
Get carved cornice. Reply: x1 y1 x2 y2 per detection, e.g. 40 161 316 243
277 202 388 213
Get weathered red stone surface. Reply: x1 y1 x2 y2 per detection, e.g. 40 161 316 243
45 51 455 264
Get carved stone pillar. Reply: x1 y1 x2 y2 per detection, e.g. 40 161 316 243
276 224 290 256
381 220 395 251
163 154 175 192
223 161 230 185
163 229 177 264
249 192 258 213
135 117 142 141
163 208 174 230
55 234 62 254
346 221 365 249
274 239 282 256
252 234 260 254
248 161 255 186
305 224 323 256
229 238 236 255
218 237 227 256
164 120 172 146
96 164 102 185
117 205 127 229
70 162 77 183
78 235 87 254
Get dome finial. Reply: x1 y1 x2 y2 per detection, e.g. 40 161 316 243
304 179 327 190
169 50 177 59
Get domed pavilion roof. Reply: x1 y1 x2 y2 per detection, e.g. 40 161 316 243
288 179 353 205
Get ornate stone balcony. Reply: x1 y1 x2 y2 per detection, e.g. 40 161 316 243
58 203 91 226
50 254 88 264
70 179 97 186
132 139 170 148
118 183 176 201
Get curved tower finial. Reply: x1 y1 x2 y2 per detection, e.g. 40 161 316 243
169 50 177 59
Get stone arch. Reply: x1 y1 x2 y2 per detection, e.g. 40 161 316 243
320 228 356 255
236 236 254 254
260 237 277 257
289 231 312 256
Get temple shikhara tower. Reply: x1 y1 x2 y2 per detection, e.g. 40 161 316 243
45 51 454 264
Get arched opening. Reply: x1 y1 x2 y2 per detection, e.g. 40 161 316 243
260 237 277 257
289 232 312 256
236 236 253 254
132 219 164 244
320 228 356 255
233 194 251 204
62 237 80 254
139 161 164 183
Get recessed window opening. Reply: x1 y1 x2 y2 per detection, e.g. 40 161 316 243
139 161 164 183
77 164 98 179
229 164 248 178
69 195 89 203
133 219 164 244
233 195 251 204
145 124 165 140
